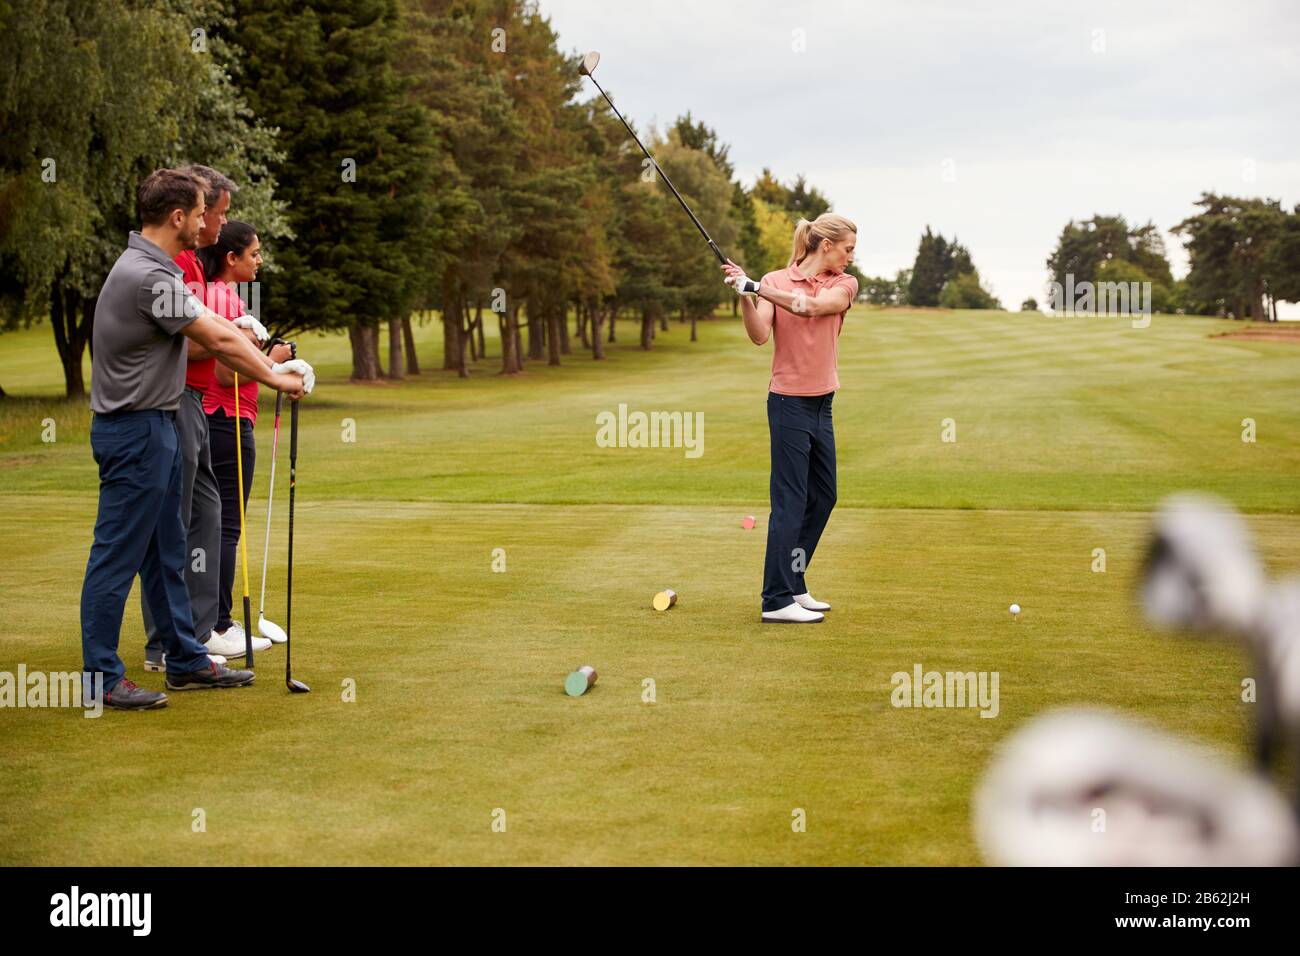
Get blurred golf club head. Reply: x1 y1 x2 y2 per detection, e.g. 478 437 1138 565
1141 494 1265 636
974 708 1298 866
578 51 599 76
1259 579 1300 727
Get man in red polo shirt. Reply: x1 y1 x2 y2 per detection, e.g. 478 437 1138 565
141 164 273 668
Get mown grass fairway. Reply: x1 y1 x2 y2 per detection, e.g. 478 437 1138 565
2 309 1298 864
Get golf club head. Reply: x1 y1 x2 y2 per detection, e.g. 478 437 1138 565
286 678 311 694
578 50 600 76
973 708 1299 866
1141 493 1265 636
1259 579 1300 727
258 613 288 645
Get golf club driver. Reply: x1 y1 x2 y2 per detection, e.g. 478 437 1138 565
254 338 292 645
578 50 727 265
285 397 309 693
232 373 255 669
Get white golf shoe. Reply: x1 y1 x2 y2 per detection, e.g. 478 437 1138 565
206 622 272 657
794 592 831 612
761 602 825 624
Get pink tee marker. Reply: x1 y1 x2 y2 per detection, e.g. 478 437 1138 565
742 516 756 530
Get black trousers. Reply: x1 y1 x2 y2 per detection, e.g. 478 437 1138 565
762 391 837 611
207 407 255 632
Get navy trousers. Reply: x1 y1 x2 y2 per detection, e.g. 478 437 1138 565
80 410 212 692
762 391 837 611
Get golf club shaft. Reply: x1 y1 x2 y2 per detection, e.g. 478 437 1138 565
587 75 726 265
233 373 254 668
286 399 297 683
258 391 283 617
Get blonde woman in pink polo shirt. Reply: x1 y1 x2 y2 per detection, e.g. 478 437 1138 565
722 212 858 623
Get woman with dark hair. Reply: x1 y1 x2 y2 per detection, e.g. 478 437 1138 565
722 213 859 624
198 221 295 646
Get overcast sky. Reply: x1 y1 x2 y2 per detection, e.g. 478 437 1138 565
540 0 1300 315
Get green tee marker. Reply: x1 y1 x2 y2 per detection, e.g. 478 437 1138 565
565 665 597 697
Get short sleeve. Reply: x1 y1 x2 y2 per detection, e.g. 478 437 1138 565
136 268 200 336
828 273 858 310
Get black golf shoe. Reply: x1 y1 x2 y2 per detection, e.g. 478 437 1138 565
104 678 168 711
166 660 255 691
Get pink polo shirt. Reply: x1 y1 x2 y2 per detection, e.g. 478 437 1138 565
201 281 260 426
761 265 858 396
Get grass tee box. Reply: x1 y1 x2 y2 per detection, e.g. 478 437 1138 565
0 308 1297 865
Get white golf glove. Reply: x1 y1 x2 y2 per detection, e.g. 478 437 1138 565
271 358 315 395
236 314 271 343
726 273 761 296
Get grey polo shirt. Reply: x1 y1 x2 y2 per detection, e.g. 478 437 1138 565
90 232 203 414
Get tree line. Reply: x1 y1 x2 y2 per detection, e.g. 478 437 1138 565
858 197 1300 316
0 0 854 399
5 3 1296 401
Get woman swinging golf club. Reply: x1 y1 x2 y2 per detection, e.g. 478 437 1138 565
723 213 859 623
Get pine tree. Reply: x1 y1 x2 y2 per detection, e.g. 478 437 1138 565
230 0 441 379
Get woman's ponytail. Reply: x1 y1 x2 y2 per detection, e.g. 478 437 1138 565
788 219 814 269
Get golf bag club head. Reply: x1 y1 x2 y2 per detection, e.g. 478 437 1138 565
1141 493 1266 635
1257 579 1300 729
973 708 1299 866
1140 494 1300 776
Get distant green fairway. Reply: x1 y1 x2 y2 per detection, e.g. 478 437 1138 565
1 308 1297 865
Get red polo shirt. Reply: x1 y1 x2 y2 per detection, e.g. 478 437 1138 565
760 265 858 396
178 250 215 392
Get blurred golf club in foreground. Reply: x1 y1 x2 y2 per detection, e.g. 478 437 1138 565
975 494 1300 865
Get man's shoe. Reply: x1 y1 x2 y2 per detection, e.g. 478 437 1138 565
166 661 256 691
761 602 825 624
206 625 271 657
104 678 168 710
794 592 832 612
144 653 227 673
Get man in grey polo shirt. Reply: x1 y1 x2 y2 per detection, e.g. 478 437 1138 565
82 168 313 710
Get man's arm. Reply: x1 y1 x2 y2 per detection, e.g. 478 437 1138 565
182 310 303 398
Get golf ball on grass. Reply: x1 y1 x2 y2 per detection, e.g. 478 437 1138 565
742 515 756 529
1010 603 1021 620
